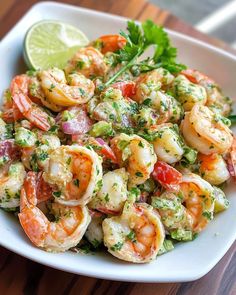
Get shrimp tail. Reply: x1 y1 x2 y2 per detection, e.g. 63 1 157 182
11 75 52 131
19 172 49 247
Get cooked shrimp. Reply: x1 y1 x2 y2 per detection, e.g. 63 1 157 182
152 124 184 164
10 75 54 131
96 34 126 54
40 68 94 107
89 168 129 214
102 198 165 263
173 74 207 111
92 87 134 129
64 47 108 78
21 132 61 171
181 104 233 154
85 211 105 248
18 172 91 252
111 133 157 187
132 68 174 103
152 172 215 236
29 75 63 112
43 145 103 206
226 136 236 180
198 153 230 185
0 162 26 208
181 69 232 116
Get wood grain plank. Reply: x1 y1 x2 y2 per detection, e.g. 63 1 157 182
154 10 171 26
138 3 160 22
129 282 181 295
118 0 147 19
0 0 15 20
175 242 236 295
78 0 113 12
0 254 28 295
68 276 98 295
37 267 75 295
109 0 138 16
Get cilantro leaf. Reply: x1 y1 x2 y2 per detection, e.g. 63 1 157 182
104 19 186 87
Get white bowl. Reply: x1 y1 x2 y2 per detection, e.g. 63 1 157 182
0 1 236 283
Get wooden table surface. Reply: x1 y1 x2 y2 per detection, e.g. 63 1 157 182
0 1 236 294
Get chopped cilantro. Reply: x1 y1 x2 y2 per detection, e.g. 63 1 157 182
73 179 80 187
126 230 136 242
53 191 61 198
135 171 143 177
104 193 110 202
111 242 123 251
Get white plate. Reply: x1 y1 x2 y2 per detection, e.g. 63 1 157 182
0 1 236 283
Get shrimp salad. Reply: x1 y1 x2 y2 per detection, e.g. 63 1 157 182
0 20 235 263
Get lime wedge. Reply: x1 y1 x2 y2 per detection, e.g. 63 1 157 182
23 20 89 70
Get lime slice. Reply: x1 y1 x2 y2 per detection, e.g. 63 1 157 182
23 20 89 70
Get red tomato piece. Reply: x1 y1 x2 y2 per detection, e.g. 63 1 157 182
152 161 182 191
111 81 136 97
95 138 117 164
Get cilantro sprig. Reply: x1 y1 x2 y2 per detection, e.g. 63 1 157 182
104 20 186 87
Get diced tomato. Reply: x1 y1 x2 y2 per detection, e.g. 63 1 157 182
95 138 117 164
111 81 136 97
99 34 126 54
152 161 182 191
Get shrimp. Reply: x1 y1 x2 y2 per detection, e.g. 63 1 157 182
92 88 135 130
94 34 126 54
40 68 95 107
102 198 165 263
21 132 61 171
0 162 26 209
173 74 207 111
89 168 129 215
181 69 232 116
152 172 215 238
132 68 174 103
151 124 184 164
43 145 103 206
181 104 233 154
226 136 236 180
10 75 54 131
64 47 108 78
110 133 157 187
198 153 230 185
85 211 105 248
29 75 63 112
18 172 91 252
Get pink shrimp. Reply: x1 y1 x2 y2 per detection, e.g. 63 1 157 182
10 75 54 131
